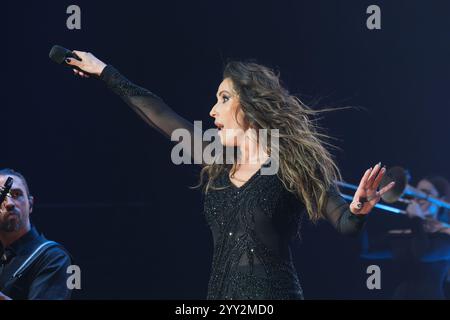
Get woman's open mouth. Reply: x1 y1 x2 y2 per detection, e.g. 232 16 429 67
214 122 224 131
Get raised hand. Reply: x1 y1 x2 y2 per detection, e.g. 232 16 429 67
350 162 396 215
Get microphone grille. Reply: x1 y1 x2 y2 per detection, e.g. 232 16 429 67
49 45 71 64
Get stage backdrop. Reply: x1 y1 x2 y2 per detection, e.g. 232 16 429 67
5 0 450 298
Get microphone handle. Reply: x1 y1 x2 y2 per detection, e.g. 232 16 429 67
0 177 13 204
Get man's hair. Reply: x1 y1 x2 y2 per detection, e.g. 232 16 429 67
424 175 450 200
0 168 31 197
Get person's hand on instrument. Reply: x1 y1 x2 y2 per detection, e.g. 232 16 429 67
406 200 427 220
423 217 448 233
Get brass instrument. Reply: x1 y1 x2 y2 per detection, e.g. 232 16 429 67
379 166 450 209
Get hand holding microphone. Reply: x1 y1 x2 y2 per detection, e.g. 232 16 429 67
49 45 107 78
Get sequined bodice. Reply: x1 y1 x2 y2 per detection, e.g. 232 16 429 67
203 167 304 299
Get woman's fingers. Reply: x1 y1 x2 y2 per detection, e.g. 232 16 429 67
366 162 381 188
72 50 87 61
378 181 395 196
358 168 372 190
371 166 386 189
72 68 89 78
368 180 394 204
350 169 372 214
353 168 372 203
66 57 82 69
66 50 87 68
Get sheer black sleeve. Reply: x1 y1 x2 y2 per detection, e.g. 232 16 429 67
100 65 206 164
324 186 367 236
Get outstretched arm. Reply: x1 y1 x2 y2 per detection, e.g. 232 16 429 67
66 51 207 164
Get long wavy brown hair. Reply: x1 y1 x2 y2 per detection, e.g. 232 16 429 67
198 61 342 223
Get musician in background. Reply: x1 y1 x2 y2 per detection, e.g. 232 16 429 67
394 176 450 299
0 168 73 300
363 175 450 299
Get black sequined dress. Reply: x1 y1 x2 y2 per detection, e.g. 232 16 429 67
100 65 367 299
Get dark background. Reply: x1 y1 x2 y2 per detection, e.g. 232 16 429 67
4 0 449 299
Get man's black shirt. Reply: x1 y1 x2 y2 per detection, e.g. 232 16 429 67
0 226 72 300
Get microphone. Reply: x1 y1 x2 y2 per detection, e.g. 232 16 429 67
49 45 96 77
49 45 81 65
0 177 13 205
